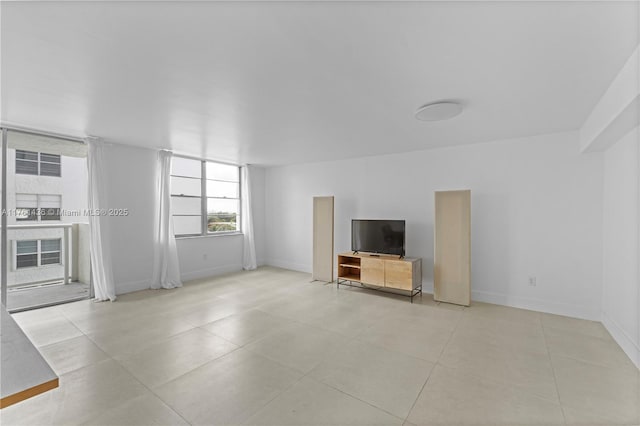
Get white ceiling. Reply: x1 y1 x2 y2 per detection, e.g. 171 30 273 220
1 1 638 166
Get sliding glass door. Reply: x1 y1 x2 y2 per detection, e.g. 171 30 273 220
1 128 91 312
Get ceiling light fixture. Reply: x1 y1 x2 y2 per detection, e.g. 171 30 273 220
415 101 463 121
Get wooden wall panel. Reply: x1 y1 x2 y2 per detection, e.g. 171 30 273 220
434 190 471 306
312 196 334 282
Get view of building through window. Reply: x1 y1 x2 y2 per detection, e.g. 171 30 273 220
15 150 61 177
170 156 240 236
206 161 240 232
2 131 90 311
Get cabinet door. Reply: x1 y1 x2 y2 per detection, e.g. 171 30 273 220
385 260 413 290
361 258 385 286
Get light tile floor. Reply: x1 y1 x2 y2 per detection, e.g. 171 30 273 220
3 267 638 426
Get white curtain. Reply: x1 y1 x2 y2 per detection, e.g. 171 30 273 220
241 165 257 270
151 150 182 289
86 137 116 301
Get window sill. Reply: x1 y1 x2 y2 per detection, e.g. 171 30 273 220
176 232 243 240
15 263 63 271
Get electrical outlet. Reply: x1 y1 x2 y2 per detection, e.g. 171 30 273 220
528 277 537 286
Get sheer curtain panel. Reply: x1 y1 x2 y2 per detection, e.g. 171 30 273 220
241 165 257 270
86 137 116 301
151 150 182 289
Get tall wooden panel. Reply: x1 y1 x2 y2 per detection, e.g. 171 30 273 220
312 196 334 282
434 190 471 306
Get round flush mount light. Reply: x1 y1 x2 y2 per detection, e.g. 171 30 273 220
415 101 463 121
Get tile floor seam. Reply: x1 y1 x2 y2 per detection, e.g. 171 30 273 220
83 322 204 359
239 366 318 425
136 344 247 392
542 323 614 342
40 340 111 377
112 342 242 390
240 341 323 376
432 305 464 363
349 332 444 365
436 333 565 404
435 306 571 409
302 341 435 420
195 323 245 346
541 317 569 426
432 361 567 409
402 359 438 425
547 349 640 373
106 357 194 426
34 314 87 348
300 374 407 424
237 315 357 354
46 357 149 426
350 302 463 359
130 335 300 424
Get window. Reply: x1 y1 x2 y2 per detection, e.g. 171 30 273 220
39 195 62 221
15 194 38 221
15 150 38 175
206 162 240 233
171 157 203 236
170 157 240 236
15 150 61 177
39 153 62 177
16 240 38 268
40 239 62 265
15 194 61 221
15 239 62 269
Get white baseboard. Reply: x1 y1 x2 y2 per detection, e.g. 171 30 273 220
261 266 599 321
470 289 600 321
602 311 640 370
180 263 243 282
116 279 150 295
114 264 250 295
265 259 311 274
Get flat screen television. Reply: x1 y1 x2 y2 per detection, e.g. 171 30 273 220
351 219 405 257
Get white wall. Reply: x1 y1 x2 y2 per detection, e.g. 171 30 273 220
580 46 640 153
602 126 640 368
175 162 267 281
176 235 243 282
251 165 267 266
265 131 604 320
584 38 640 369
100 143 266 294
101 143 156 294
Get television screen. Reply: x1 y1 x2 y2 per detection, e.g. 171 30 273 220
351 219 405 256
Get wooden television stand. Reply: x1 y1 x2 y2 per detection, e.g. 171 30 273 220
337 252 422 302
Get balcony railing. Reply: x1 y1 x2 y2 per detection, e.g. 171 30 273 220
4 223 90 289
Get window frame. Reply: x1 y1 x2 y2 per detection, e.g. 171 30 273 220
39 153 62 177
40 239 62 266
15 150 62 177
171 156 241 238
14 239 63 270
15 150 39 175
15 194 62 222
16 240 38 269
